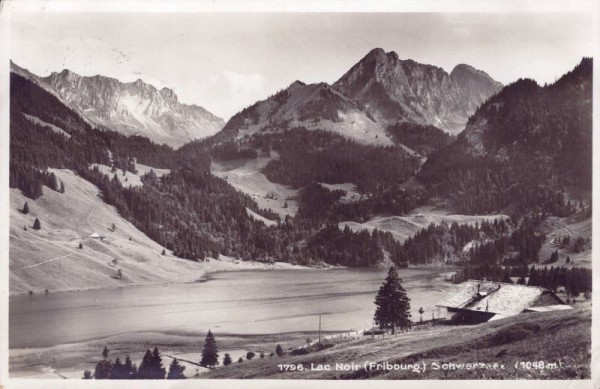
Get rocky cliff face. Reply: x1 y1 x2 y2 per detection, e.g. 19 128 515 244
40 69 224 148
333 48 503 134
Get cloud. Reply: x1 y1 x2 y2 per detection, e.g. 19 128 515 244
206 71 268 120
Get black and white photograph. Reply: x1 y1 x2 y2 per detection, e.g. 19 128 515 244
0 1 598 387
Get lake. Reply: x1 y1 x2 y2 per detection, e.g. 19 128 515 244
10 268 453 349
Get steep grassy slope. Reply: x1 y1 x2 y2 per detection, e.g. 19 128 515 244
210 155 299 218
9 169 205 294
536 212 592 269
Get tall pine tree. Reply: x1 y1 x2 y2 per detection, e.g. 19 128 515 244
111 357 125 379
94 347 112 379
137 347 166 379
124 355 136 379
200 330 219 368
373 266 412 334
167 358 186 379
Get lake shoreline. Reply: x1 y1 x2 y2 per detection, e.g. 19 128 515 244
9 255 456 297
8 256 317 297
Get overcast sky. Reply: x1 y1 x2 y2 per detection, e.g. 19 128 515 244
11 12 595 120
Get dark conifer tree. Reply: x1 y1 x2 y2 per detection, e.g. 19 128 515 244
111 357 125 379
22 202 29 214
33 218 41 230
167 358 186 379
124 355 136 379
373 266 411 334
200 330 219 368
94 360 112 379
137 347 166 379
137 349 154 379
223 353 232 366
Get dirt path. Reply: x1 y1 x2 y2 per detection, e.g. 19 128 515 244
14 253 76 271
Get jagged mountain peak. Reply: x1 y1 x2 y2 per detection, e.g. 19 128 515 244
334 48 503 134
35 67 224 148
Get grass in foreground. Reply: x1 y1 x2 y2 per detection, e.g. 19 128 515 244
205 305 591 380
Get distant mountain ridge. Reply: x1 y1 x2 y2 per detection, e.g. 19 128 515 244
333 48 503 134
11 61 224 148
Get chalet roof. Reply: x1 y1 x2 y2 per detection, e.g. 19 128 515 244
525 305 573 313
436 280 557 317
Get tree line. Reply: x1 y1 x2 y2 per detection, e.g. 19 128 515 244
85 330 220 379
451 263 592 297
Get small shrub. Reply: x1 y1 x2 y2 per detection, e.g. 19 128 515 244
223 353 232 366
275 344 284 356
290 348 310 356
246 351 255 360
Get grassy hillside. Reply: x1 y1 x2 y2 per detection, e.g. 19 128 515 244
9 169 202 294
205 306 590 380
537 212 592 269
339 206 506 243
210 155 299 218
9 169 302 294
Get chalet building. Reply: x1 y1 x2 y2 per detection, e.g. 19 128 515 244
436 280 571 324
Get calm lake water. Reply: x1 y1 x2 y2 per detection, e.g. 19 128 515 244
10 268 451 349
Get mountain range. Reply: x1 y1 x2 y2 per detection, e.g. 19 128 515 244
220 48 503 145
10 61 224 148
8 49 593 278
12 49 502 149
